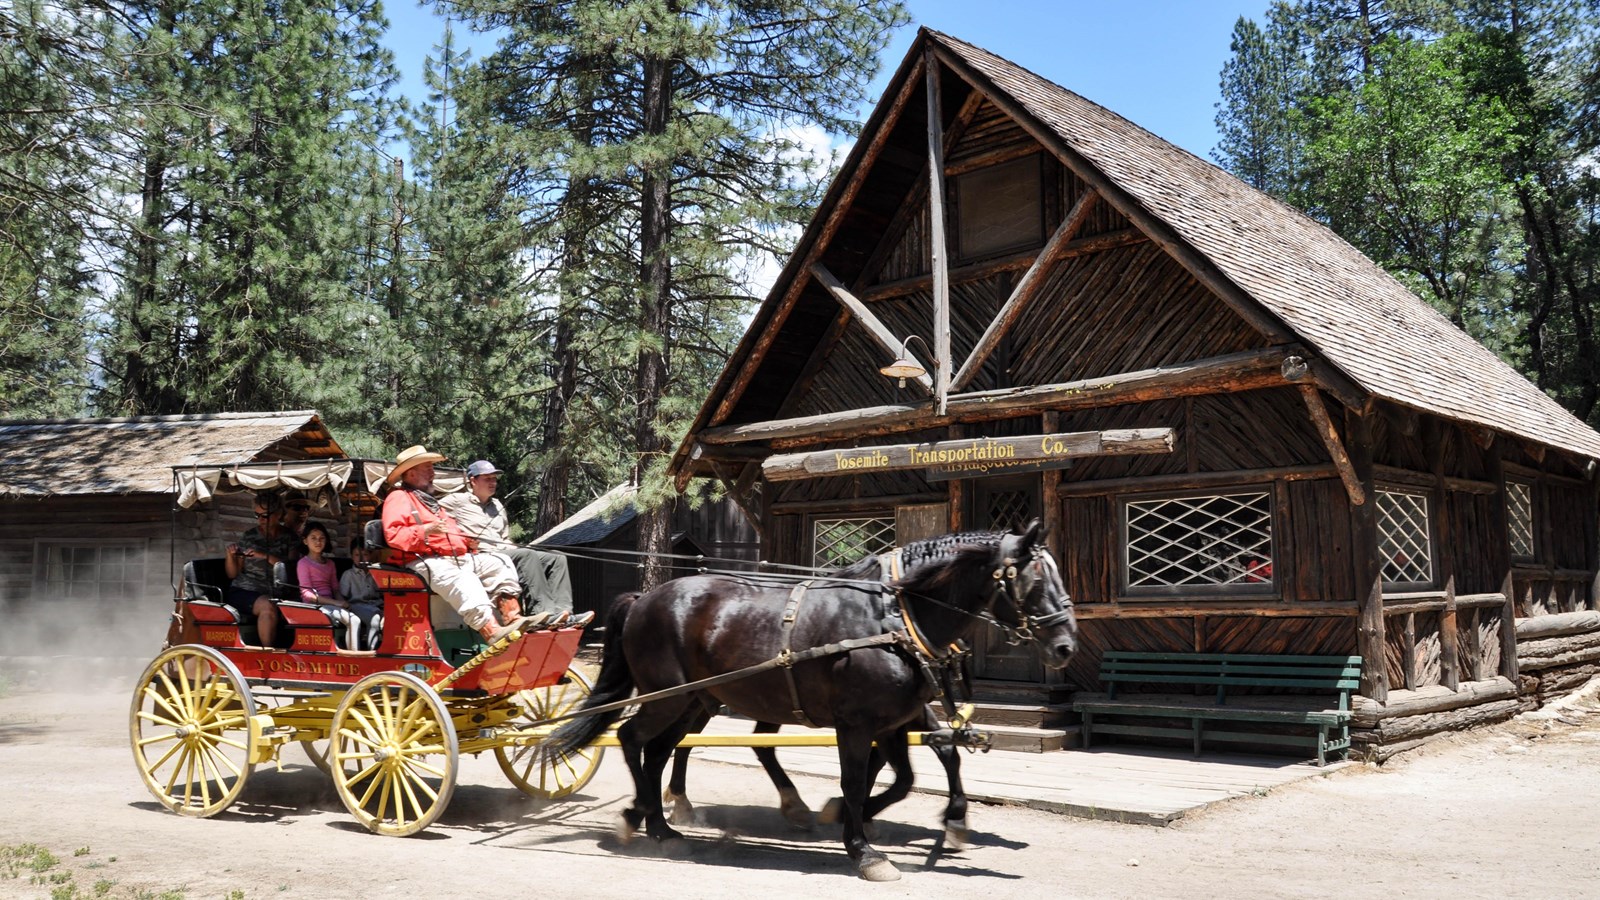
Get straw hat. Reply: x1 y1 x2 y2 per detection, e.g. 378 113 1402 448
388 445 447 485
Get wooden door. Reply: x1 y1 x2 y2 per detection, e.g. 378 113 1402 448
970 476 1044 681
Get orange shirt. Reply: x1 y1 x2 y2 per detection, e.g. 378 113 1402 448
381 489 478 565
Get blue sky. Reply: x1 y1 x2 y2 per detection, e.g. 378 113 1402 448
380 1 1274 160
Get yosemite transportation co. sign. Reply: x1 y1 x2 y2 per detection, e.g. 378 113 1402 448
760 428 1175 482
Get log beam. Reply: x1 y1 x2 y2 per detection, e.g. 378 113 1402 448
761 427 1174 483
951 190 1099 391
809 263 934 394
1486 439 1522 683
1426 419 1460 691
858 228 1150 303
1301 385 1366 506
925 50 951 415
699 346 1297 448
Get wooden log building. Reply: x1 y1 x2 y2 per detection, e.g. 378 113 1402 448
666 30 1600 759
0 411 345 655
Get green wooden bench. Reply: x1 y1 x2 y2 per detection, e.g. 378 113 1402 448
1072 651 1362 765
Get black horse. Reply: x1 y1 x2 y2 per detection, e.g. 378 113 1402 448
541 521 1076 881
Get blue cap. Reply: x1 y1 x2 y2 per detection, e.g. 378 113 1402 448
466 460 502 477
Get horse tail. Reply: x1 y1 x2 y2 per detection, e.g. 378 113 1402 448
541 591 640 760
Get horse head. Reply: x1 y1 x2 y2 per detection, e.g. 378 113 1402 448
990 519 1077 669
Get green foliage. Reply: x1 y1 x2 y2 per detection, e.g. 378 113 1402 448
1213 0 1600 426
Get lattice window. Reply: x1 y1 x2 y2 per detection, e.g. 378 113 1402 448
813 517 895 569
1378 489 1433 585
35 541 147 601
1507 480 1535 559
1124 492 1274 590
987 489 1033 533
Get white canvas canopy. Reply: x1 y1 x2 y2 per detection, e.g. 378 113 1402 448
174 459 466 509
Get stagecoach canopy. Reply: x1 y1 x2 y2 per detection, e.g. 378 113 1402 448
173 459 467 509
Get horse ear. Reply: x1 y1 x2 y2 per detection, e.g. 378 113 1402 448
1021 518 1044 548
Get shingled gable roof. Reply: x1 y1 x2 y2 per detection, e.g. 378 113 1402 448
928 30 1600 461
670 29 1600 482
0 410 340 497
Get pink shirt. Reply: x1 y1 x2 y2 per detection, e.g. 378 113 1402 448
297 556 342 604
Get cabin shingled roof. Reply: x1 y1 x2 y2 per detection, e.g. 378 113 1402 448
0 411 337 497
669 30 1600 481
927 30 1600 461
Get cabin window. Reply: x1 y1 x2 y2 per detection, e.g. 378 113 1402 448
1377 488 1433 586
33 541 147 601
1122 491 1274 594
955 155 1043 261
1506 480 1535 559
813 517 895 569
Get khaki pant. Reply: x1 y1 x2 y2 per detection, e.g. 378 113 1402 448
407 553 519 631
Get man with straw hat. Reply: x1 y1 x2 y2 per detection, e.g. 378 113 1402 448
380 445 533 643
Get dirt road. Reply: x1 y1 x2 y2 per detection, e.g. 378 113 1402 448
3 679 1599 899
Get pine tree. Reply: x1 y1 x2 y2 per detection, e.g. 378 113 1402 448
449 0 908 569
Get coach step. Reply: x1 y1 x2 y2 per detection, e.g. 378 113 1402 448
977 724 1073 753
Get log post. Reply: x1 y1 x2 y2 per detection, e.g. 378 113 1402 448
1426 419 1460 691
947 423 964 531
1042 411 1064 561
1347 408 1388 702
1590 470 1600 612
1485 437 1521 684
925 50 951 416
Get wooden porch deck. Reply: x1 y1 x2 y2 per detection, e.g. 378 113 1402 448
693 716 1352 826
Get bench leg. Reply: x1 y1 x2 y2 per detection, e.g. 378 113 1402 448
1192 717 1202 757
1081 712 1093 750
1316 726 1328 766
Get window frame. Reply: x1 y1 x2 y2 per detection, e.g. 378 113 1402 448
1118 486 1277 599
953 153 1045 263
810 515 897 570
1375 486 1436 590
32 538 151 602
1505 478 1536 562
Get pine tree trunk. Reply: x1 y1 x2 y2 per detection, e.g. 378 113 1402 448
635 37 675 591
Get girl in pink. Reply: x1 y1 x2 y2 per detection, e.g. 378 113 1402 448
297 523 358 647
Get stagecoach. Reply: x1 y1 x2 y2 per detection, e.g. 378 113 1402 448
134 457 1075 882
133 458 601 836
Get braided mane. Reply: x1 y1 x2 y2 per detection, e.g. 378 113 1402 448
831 529 1007 583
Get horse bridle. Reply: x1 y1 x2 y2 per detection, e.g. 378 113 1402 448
989 547 1074 646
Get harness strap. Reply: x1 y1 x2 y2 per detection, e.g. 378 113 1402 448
529 631 905 729
780 581 817 727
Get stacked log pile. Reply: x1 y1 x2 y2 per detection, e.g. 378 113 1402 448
1516 612 1600 706
1350 677 1532 763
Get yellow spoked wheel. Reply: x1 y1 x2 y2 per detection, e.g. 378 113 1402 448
331 671 458 836
129 645 257 818
495 668 604 799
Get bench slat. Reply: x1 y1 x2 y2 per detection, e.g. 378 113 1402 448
1077 651 1362 766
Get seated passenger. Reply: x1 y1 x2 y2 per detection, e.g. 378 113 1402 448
440 459 593 629
296 522 359 648
340 535 384 651
224 493 299 647
381 445 534 643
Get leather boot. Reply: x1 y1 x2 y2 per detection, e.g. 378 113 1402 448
494 593 523 626
476 614 521 643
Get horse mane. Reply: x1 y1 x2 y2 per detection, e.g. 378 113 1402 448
831 529 1006 592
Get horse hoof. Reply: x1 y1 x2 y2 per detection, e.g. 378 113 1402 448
615 816 637 844
664 791 695 825
859 858 901 882
779 792 814 831
943 818 969 849
818 797 843 825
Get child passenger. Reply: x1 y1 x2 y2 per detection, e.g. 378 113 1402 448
340 535 384 651
296 523 360 649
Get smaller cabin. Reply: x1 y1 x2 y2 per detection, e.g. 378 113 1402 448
0 411 344 658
